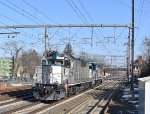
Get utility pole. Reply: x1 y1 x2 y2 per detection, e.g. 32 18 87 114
131 0 134 91
91 27 93 47
44 27 49 52
11 56 14 77
127 28 131 82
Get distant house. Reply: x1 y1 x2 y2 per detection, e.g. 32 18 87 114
131 56 143 80
0 58 12 77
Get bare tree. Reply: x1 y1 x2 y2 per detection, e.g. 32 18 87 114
78 51 106 66
20 50 41 78
1 41 23 77
79 51 89 60
141 38 150 77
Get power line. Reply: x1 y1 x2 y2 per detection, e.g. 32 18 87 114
0 2 45 47
0 21 41 44
78 0 94 23
22 0 106 51
3 0 48 41
0 1 41 25
115 27 127 42
65 0 86 24
113 0 131 8
6 0 45 24
3 0 47 34
22 0 84 45
1 0 74 48
22 0 58 24
136 0 145 37
0 15 41 40
66 0 104 48
70 0 88 23
77 0 111 53
0 13 41 34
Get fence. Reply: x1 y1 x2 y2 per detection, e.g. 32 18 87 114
0 77 34 86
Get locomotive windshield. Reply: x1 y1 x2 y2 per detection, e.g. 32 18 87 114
46 51 64 66
48 59 63 65
89 63 96 70
64 60 70 67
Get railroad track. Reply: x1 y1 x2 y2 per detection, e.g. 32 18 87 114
66 81 120 114
0 89 37 114
30 80 117 114
0 89 34 104
0 80 119 114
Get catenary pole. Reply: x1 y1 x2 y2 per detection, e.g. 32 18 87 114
131 0 134 91
127 28 130 82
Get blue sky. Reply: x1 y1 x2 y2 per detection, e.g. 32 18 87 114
0 0 150 64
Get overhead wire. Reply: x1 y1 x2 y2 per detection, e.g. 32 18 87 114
78 0 104 38
65 0 86 24
6 0 45 25
22 0 57 24
0 13 42 45
136 0 145 38
1 0 86 54
21 0 108 54
3 0 51 37
70 0 88 24
78 0 94 23
7 0 68 40
0 0 66 49
77 0 111 54
0 0 45 46
0 20 37 41
0 13 42 35
0 1 41 25
113 0 131 8
1 1 63 37
65 0 92 51
115 27 127 42
1 0 128 56
22 0 83 46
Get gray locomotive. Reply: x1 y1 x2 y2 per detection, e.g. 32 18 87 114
32 51 103 100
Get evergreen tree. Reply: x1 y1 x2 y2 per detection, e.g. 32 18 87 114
64 43 73 56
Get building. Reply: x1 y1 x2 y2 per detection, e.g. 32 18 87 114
0 58 12 77
131 56 143 80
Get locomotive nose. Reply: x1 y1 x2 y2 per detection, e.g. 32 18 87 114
33 85 53 100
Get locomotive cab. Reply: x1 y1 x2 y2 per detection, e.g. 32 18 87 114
33 51 67 100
